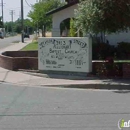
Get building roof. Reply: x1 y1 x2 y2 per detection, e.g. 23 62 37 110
46 0 79 16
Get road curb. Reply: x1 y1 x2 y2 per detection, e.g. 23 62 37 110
16 71 130 90
41 84 130 90
0 80 130 90
18 71 98 80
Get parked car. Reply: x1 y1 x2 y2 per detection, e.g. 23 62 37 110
0 32 4 39
24 33 30 38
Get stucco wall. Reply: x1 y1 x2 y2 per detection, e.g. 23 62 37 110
52 4 78 37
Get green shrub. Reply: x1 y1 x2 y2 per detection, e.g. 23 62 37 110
68 18 77 37
116 42 130 59
92 41 130 60
92 42 116 60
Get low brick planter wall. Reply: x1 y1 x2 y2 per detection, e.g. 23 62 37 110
123 63 130 78
92 61 123 78
3 51 38 57
0 51 130 78
0 54 14 70
93 61 130 78
0 51 38 70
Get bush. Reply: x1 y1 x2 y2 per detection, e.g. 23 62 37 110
92 42 116 60
68 18 77 37
116 42 130 59
92 41 130 60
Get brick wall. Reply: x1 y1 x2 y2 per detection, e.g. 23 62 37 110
13 58 38 70
0 51 130 78
123 63 130 78
92 61 123 77
3 51 38 57
0 55 13 70
0 51 38 70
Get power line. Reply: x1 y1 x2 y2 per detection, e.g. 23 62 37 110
5 6 29 11
9 10 15 20
25 0 32 7
19 11 21 19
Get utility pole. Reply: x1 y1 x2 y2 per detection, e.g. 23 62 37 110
10 10 15 36
0 0 5 23
21 0 24 43
1 0 3 25
0 0 5 36
19 11 21 19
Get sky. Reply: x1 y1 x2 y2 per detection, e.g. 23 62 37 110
2 0 37 22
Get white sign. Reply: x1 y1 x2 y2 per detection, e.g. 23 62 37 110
38 37 92 73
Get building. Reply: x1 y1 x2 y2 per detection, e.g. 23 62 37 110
46 0 79 37
46 0 130 45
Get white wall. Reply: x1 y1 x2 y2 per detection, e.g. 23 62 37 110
52 4 78 37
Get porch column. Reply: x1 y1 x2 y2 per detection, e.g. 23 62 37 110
52 28 60 37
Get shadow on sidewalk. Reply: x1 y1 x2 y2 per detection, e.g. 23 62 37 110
102 78 130 85
113 90 130 94
46 74 99 80
18 70 100 80
0 70 10 84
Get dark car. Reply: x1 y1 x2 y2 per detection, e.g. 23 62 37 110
24 33 30 38
0 32 4 39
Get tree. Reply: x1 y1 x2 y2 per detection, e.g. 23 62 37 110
23 19 34 34
4 21 13 33
28 0 63 36
74 0 130 39
0 17 3 28
69 18 77 37
4 18 34 34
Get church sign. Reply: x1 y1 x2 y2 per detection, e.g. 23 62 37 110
38 37 92 73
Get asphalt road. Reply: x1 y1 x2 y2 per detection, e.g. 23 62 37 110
0 35 22 49
0 84 129 130
0 35 32 49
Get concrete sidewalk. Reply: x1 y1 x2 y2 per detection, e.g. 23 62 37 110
0 40 32 53
0 39 130 89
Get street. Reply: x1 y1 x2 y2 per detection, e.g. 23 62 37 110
0 35 32 49
0 83 129 130
0 35 22 49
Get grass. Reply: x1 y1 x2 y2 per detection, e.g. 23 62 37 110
93 60 130 63
114 60 130 63
21 41 38 51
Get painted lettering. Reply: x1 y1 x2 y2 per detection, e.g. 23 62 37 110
46 59 57 65
49 48 61 54
73 39 87 48
65 49 78 54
